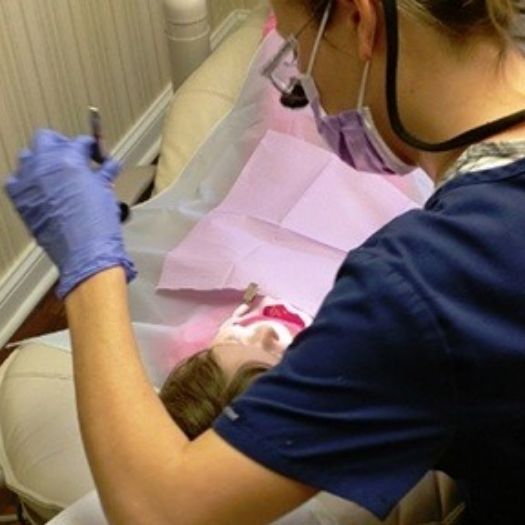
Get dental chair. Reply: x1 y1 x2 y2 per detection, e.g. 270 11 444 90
0 3 464 523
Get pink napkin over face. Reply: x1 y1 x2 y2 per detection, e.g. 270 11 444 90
158 131 419 316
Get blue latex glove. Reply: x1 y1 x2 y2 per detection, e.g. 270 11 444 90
5 129 137 298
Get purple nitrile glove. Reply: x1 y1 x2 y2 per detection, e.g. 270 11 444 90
4 129 137 298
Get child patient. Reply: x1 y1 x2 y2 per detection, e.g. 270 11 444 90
159 284 312 438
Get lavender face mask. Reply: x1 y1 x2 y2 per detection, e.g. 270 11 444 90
301 64 413 175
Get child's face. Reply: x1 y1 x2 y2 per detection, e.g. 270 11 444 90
211 325 285 379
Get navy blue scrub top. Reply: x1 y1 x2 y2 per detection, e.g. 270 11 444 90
214 159 525 524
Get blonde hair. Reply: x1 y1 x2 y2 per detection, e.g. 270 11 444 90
305 0 524 43
159 350 270 439
399 0 523 42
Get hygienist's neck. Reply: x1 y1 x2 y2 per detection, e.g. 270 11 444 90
418 120 525 186
393 16 525 185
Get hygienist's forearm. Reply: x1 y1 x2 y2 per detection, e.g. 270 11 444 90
65 268 189 524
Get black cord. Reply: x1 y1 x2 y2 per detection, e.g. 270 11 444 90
382 0 525 152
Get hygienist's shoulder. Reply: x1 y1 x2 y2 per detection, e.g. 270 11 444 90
353 159 525 275
342 160 525 347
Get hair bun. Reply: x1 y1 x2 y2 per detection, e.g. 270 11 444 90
486 0 521 35
508 0 525 41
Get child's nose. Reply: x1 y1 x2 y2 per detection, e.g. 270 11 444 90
250 326 279 349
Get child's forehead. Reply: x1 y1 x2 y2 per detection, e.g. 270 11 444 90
211 342 280 378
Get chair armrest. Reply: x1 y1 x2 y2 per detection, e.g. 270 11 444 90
114 165 156 205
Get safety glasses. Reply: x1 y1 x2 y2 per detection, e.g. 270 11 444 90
260 1 333 99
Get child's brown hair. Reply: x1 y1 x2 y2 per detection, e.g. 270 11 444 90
159 350 270 439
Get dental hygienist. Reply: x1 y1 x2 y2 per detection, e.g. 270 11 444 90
5 1 525 523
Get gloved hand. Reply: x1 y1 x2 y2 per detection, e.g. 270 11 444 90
5 129 137 298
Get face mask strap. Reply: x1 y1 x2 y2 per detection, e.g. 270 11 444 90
382 0 525 152
278 1 333 109
306 0 333 76
356 61 371 109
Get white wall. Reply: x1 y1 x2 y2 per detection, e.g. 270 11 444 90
0 0 264 344
0 0 172 287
